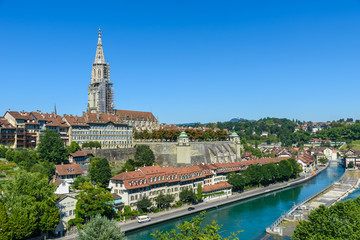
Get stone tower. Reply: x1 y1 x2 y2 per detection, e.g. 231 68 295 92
87 28 114 114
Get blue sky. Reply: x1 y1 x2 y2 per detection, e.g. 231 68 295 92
1 0 360 123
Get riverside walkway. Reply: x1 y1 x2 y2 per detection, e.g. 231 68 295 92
266 161 360 237
54 164 328 240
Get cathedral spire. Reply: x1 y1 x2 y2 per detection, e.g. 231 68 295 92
94 27 105 64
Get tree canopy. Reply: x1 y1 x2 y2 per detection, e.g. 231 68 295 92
89 157 112 187
37 129 68 164
0 172 60 239
134 145 155 167
67 141 81 154
179 187 196 204
77 214 126 240
151 211 241 240
293 197 360 240
69 182 115 226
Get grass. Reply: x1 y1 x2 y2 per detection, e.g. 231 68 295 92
340 140 360 151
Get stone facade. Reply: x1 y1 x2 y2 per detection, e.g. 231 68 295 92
115 109 159 132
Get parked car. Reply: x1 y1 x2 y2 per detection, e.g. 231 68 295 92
188 207 195 211
137 215 151 223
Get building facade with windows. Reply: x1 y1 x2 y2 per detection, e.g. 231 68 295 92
4 111 39 148
64 112 133 149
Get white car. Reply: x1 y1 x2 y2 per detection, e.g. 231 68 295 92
137 215 151 223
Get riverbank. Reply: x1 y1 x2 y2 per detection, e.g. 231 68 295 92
54 164 328 240
267 166 360 237
121 164 328 233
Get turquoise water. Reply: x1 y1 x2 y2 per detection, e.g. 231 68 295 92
342 187 360 201
125 164 344 240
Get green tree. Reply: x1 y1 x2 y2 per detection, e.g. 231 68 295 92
155 193 175 209
120 159 136 173
278 160 292 181
151 211 241 240
70 182 115 225
77 214 126 240
0 172 60 239
0 145 7 158
134 145 155 167
348 161 354 168
227 172 246 192
179 188 196 204
293 198 360 240
37 129 67 164
196 184 203 202
67 141 81 154
137 196 152 213
287 158 302 178
73 175 90 189
89 157 112 186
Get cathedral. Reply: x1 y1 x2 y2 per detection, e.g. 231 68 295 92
87 29 114 114
87 29 159 132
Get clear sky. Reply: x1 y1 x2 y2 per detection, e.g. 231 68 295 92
1 0 360 124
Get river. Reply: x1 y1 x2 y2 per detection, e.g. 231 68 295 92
125 163 344 240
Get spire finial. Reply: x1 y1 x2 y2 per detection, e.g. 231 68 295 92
97 27 102 46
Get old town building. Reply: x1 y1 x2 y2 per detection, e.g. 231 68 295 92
4 111 38 148
64 112 133 149
109 157 287 209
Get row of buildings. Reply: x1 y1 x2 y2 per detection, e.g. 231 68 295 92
109 157 288 209
0 110 135 149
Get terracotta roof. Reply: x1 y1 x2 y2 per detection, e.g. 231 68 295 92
6 111 35 121
0 118 15 129
203 181 232 193
69 150 93 158
111 157 290 190
64 112 128 126
55 164 84 176
115 109 156 121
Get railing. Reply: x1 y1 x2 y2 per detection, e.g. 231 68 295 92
267 164 333 232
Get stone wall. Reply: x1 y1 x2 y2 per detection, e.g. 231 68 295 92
90 148 136 164
141 141 241 167
90 141 241 168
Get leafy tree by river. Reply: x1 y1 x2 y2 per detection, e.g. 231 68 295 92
293 197 360 240
77 214 126 240
151 211 241 240
227 158 301 191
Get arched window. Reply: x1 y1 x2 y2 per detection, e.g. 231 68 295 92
98 69 101 78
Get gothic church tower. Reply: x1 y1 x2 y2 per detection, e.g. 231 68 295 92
87 28 114 114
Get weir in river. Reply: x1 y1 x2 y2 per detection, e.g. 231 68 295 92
125 162 344 240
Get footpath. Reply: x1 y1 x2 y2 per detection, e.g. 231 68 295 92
53 165 328 240
267 167 360 237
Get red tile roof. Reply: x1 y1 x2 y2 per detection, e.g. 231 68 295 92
203 181 232 193
64 112 128 126
111 157 290 190
69 150 93 158
55 164 84 176
0 118 15 129
115 109 156 121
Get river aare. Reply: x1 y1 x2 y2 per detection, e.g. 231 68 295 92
125 163 344 240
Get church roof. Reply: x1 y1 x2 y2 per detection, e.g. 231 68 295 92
115 109 156 121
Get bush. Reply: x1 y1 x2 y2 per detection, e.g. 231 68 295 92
150 206 160 213
174 201 183 208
